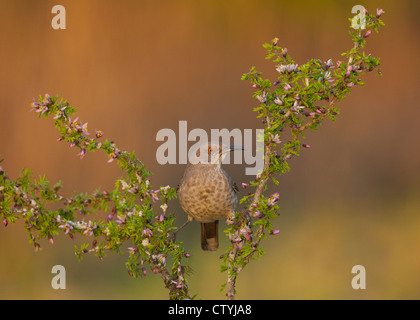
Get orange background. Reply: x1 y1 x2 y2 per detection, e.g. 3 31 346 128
0 0 419 299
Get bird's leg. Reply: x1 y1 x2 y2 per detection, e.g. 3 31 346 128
169 218 192 241
177 219 192 233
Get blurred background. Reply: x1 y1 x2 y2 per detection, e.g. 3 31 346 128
0 0 419 299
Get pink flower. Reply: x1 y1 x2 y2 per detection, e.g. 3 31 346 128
95 129 104 138
267 193 280 207
142 228 153 237
155 214 164 222
77 148 86 159
157 254 166 266
81 122 90 135
345 65 352 77
128 247 137 254
271 192 280 200
107 150 120 163
253 210 263 218
83 221 97 236
59 222 73 235
146 190 160 202
116 215 126 225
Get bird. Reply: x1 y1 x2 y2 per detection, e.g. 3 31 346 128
177 142 241 251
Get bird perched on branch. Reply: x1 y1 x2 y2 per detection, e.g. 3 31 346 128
177 142 241 251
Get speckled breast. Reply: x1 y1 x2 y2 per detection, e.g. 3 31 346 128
178 165 237 223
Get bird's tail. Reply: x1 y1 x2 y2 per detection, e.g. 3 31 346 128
201 221 219 251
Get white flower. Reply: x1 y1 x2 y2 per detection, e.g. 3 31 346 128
256 91 267 103
160 185 170 194
160 203 168 213
271 134 282 144
291 101 305 114
276 63 299 74
325 59 333 68
287 64 298 72
274 96 284 105
120 179 129 190
324 71 332 79
276 65 288 73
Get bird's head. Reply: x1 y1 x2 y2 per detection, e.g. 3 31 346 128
189 142 243 166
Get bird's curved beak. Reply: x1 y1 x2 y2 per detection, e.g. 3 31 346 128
227 145 245 153
218 145 244 165
220 145 245 156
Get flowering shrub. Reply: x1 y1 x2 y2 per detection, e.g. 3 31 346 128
0 9 384 300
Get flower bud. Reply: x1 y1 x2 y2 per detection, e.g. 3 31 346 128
345 65 352 78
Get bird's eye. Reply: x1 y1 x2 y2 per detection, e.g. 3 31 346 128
208 147 213 154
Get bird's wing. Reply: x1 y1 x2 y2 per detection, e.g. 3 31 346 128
224 170 239 193
232 181 239 193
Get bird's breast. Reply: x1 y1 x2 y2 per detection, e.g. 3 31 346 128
178 166 237 223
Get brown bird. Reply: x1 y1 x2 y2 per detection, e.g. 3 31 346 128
177 142 241 251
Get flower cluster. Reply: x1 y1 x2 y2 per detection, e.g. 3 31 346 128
276 63 299 73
